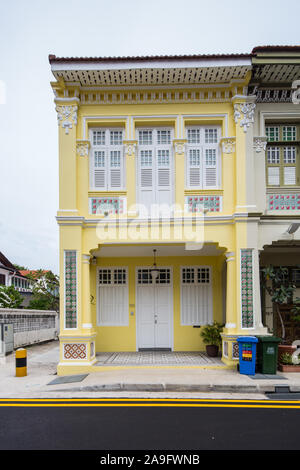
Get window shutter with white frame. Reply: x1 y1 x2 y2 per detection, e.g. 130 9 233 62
186 126 220 189
90 129 124 191
98 267 128 326
180 266 212 326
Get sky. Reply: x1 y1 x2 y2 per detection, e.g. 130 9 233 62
0 0 299 275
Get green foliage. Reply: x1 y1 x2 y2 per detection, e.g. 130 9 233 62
291 297 300 322
261 266 295 305
27 270 59 312
200 322 224 346
280 352 293 365
0 285 23 308
13 264 27 271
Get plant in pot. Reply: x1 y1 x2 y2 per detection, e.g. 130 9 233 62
278 352 300 372
200 322 224 357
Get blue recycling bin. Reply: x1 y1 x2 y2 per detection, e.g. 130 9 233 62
237 336 258 376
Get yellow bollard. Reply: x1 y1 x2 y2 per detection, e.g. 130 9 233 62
15 348 27 377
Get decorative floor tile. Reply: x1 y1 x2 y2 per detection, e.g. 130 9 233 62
95 351 224 367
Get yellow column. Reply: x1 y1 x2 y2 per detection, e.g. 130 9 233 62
224 251 237 334
76 140 90 215
232 96 256 213
173 140 187 214
55 100 79 213
82 254 93 329
123 140 137 216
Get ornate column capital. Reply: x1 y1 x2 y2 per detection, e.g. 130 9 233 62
253 136 267 153
220 137 236 154
173 139 187 155
76 140 90 157
232 96 256 133
55 104 78 135
123 140 138 157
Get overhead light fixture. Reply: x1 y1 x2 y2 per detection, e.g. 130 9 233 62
287 223 300 234
150 249 159 281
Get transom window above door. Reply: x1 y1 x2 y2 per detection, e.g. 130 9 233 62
90 128 125 190
186 126 221 189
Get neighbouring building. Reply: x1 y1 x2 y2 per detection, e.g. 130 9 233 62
49 46 300 375
0 252 33 306
249 46 300 343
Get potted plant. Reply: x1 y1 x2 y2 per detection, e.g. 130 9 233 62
200 322 224 357
278 352 300 372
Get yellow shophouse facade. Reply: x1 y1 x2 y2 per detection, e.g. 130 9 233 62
49 52 271 375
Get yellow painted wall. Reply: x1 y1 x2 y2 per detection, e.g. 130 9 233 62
91 255 225 352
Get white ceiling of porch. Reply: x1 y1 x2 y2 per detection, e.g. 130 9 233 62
92 243 226 258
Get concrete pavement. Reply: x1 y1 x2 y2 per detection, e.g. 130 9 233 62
1 340 300 399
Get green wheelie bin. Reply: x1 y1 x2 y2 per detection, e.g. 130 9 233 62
256 336 281 375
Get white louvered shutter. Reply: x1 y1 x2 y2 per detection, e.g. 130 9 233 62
203 128 219 189
188 149 201 188
94 150 106 189
204 148 217 188
155 130 172 204
90 129 124 190
180 267 212 326
98 268 128 326
108 130 123 190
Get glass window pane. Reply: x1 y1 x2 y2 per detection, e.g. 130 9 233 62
93 130 105 146
110 131 123 145
205 128 218 144
187 129 201 144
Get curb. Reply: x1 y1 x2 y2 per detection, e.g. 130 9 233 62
45 382 278 393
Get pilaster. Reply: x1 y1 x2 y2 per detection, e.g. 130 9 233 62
232 95 257 214
173 139 187 214
55 100 78 214
124 140 138 215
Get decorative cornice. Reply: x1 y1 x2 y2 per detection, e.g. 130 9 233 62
55 104 78 135
233 101 256 133
220 137 236 154
253 136 267 153
80 89 233 106
76 140 90 156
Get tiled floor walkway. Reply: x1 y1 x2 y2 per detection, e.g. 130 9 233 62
96 351 225 367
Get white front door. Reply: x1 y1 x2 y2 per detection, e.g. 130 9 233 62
136 268 173 349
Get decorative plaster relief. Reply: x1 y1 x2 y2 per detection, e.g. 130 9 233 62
234 102 256 133
253 137 267 153
56 105 78 135
76 140 90 156
220 137 236 154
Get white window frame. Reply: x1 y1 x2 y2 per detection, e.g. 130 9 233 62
185 126 221 190
180 265 213 326
97 267 129 326
89 128 125 191
136 126 174 208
